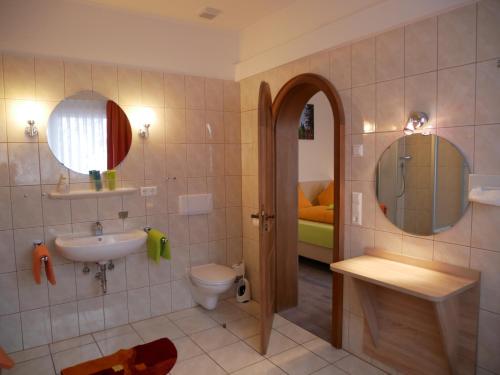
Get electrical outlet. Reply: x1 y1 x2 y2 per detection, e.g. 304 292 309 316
140 186 157 197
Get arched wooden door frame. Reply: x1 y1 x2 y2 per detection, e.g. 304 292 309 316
259 73 345 349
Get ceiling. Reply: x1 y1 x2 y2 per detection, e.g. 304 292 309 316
76 0 296 30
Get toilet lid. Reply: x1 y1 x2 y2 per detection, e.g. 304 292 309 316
191 263 236 285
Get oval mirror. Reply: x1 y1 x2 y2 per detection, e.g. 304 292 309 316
47 91 132 175
376 133 470 236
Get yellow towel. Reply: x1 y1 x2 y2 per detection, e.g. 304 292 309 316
147 229 171 263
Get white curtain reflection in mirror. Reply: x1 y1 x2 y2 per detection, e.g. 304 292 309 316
48 98 107 174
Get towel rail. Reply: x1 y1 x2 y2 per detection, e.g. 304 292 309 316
143 227 167 245
33 241 49 264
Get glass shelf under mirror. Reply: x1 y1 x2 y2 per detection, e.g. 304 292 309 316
48 187 138 200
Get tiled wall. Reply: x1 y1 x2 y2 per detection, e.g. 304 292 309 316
239 1 500 374
0 54 242 352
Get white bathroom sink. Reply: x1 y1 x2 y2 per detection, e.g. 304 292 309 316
55 230 147 264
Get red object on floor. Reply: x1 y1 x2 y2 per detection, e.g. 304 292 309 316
61 338 177 375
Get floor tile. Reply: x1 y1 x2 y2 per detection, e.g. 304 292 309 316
171 354 226 375
171 336 204 362
272 314 290 329
190 326 240 352
303 338 350 363
276 322 317 344
173 313 219 334
9 345 49 363
208 341 263 373
132 315 185 342
96 332 143 356
92 324 135 342
167 307 206 321
246 330 297 357
230 300 260 317
226 316 260 339
49 335 94 354
206 300 250 323
335 355 385 375
4 355 54 375
231 359 287 375
269 346 328 375
52 343 101 374
311 364 349 374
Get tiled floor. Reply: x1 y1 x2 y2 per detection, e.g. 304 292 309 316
5 298 386 375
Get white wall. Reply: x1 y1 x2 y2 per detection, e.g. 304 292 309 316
298 92 333 182
236 0 473 80
0 0 239 79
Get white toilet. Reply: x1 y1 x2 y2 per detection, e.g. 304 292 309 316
188 263 237 310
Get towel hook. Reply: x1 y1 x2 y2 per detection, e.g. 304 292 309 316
143 227 167 245
33 241 48 264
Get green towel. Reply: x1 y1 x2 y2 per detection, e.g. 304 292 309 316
147 229 170 263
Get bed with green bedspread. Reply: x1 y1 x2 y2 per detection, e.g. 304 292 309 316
298 219 334 249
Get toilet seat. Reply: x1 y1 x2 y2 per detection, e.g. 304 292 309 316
190 263 236 286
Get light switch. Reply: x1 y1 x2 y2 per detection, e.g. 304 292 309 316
352 144 364 157
352 192 362 225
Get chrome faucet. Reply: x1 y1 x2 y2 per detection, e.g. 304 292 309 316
94 221 103 236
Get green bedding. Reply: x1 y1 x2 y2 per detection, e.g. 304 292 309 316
298 219 334 249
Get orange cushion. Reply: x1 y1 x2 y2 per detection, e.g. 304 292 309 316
317 182 334 206
299 205 334 224
298 186 312 209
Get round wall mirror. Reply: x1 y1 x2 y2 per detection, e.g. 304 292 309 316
376 133 470 236
47 91 132 175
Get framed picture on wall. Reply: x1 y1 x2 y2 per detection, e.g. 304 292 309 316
299 104 314 140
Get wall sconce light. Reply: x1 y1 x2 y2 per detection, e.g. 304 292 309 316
138 124 150 138
25 119 38 137
404 112 428 135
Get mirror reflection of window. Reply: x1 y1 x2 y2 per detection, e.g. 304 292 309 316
47 91 132 175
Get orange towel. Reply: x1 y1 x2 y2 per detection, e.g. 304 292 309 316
0 347 14 369
32 244 56 285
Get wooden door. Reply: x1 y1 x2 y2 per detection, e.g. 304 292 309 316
258 81 276 355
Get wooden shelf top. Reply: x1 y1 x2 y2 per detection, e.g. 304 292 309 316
48 187 138 200
331 254 479 302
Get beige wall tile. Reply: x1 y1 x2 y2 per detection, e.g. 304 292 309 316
351 84 375 134
14 226 44 270
226 207 242 238
165 108 186 144
474 125 500 175
207 176 225 209
309 51 330 79
402 235 433 260
375 79 404 132
438 4 476 69
185 76 205 110
166 144 187 178
0 143 9 186
64 61 91 97
330 46 351 90
141 70 164 107
21 307 52 348
433 241 470 267
5 99 38 143
0 230 15 273
405 71 437 129
339 90 351 135
376 28 404 82
0 99 6 142
472 204 500 252
0 56 4 98
35 57 64 101
434 205 472 246
350 226 374 257
351 180 375 229
144 142 166 180
188 215 208 244
437 64 475 127
0 272 19 315
117 67 141 105
11 185 42 228
208 208 226 241
39 143 68 185
205 78 223 111
436 126 474 171
164 73 185 109
223 80 240 112
477 0 500 61
476 59 500 124
351 38 375 87
206 144 224 177
226 144 242 176
405 17 438 76
224 111 241 143
477 309 500 373
92 64 118 101
3 55 35 100
187 143 207 177
374 230 402 254
225 175 242 207
42 185 71 225
186 110 206 144
470 248 500 314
